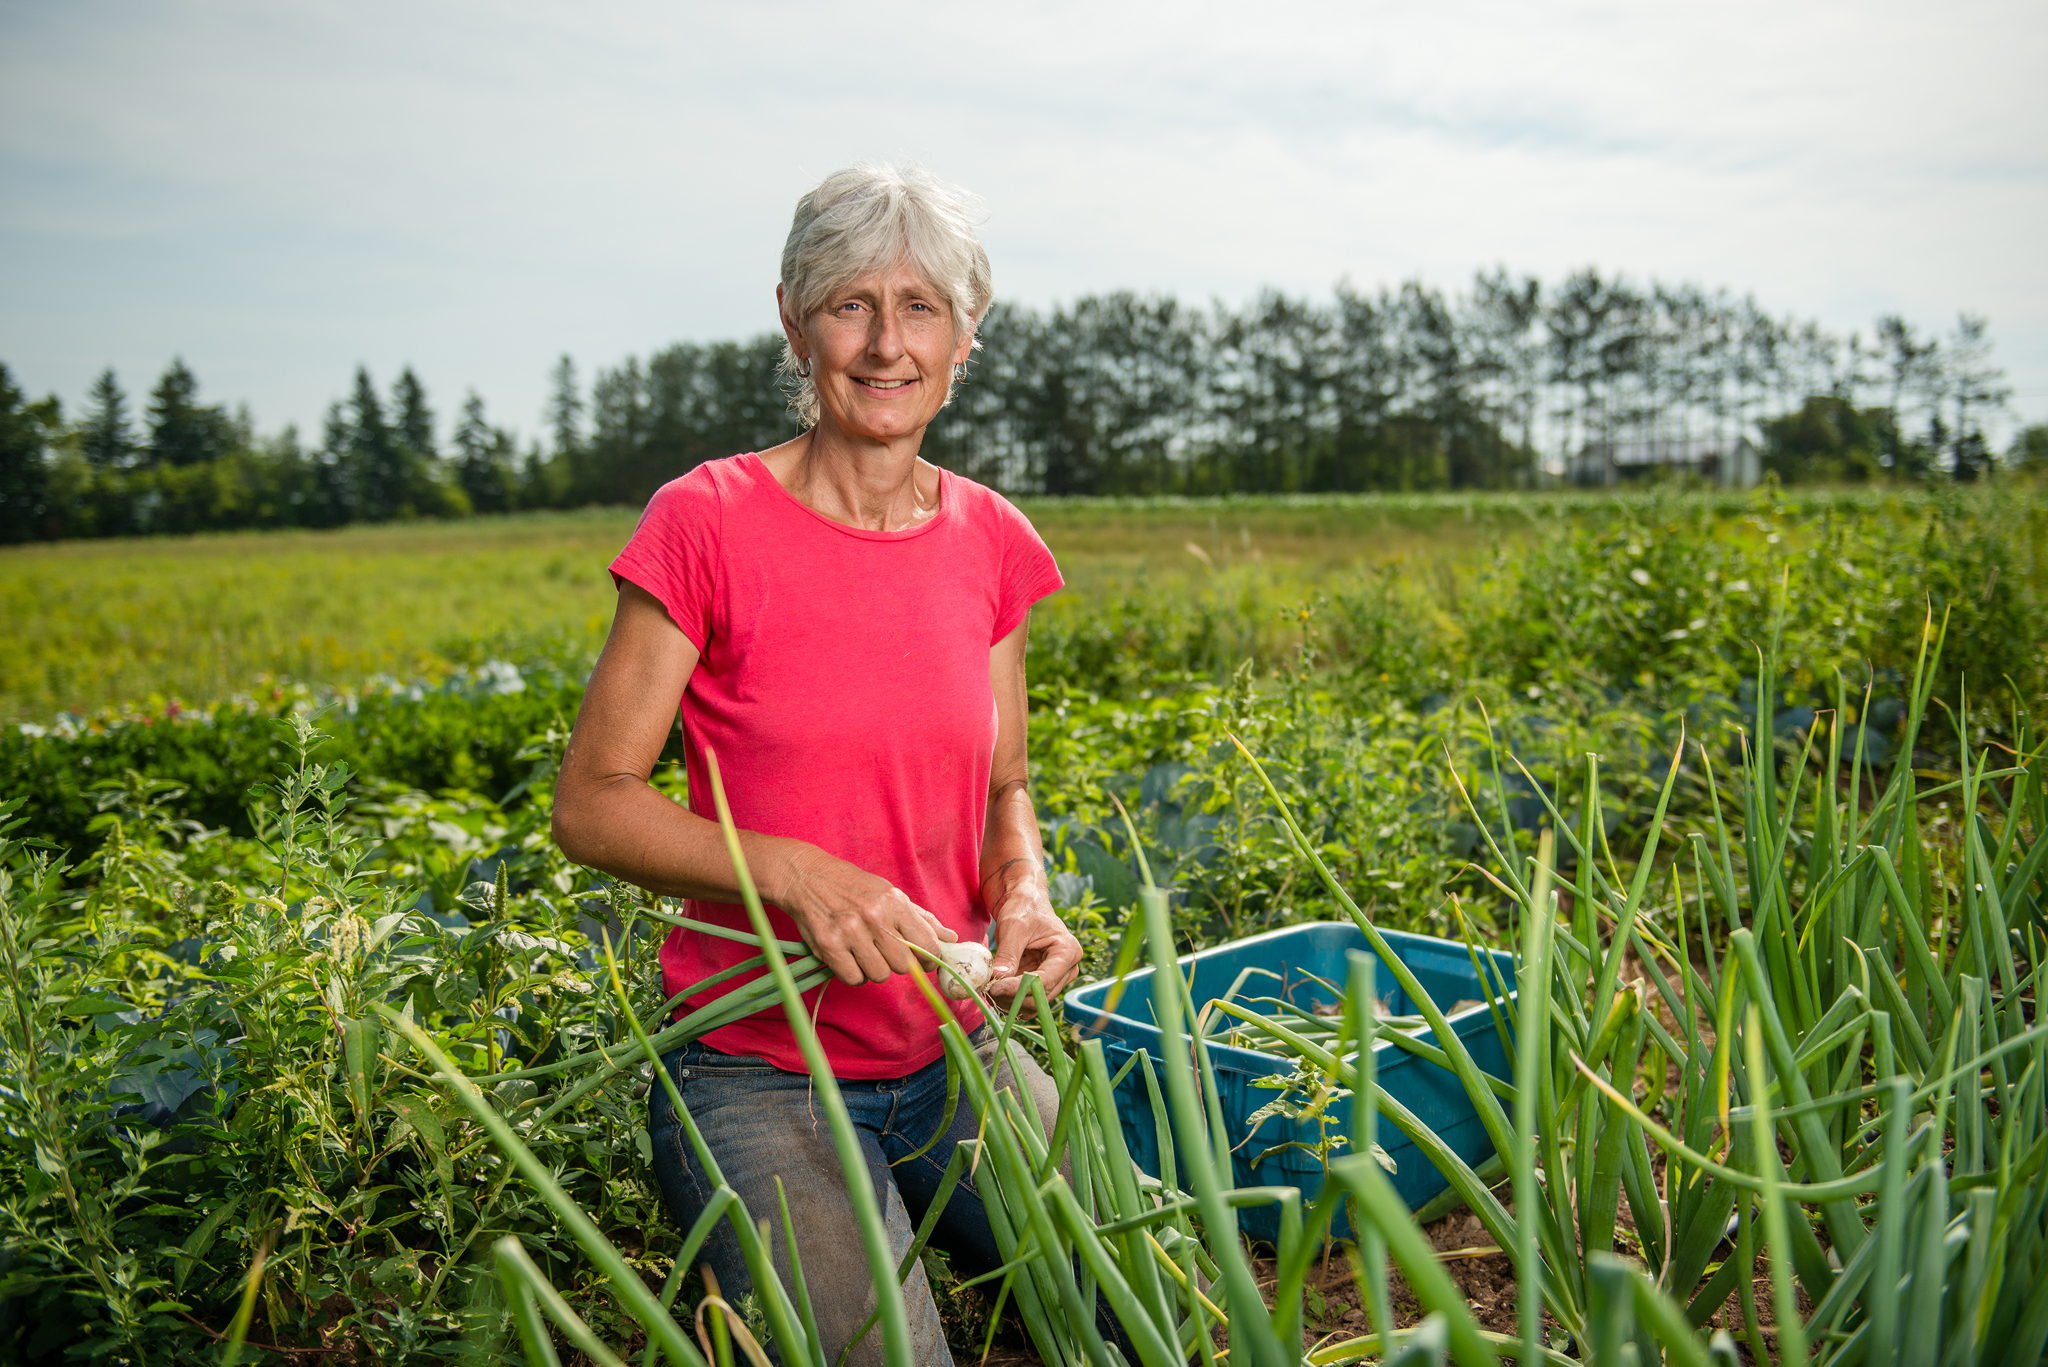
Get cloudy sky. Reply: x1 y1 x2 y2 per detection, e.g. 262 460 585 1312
4 0 2044 446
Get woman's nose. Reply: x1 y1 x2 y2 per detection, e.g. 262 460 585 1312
866 311 905 359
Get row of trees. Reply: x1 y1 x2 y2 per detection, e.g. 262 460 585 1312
558 272 2030 503
2 268 2037 542
0 361 568 541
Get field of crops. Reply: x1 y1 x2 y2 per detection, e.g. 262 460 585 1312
5 486 1977 724
3 481 2046 1365
0 492 1579 725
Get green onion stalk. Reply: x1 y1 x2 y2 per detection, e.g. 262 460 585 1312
1221 610 2048 1366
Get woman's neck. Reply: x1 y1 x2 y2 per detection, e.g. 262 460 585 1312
760 427 942 533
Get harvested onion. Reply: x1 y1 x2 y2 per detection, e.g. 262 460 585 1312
939 940 993 1000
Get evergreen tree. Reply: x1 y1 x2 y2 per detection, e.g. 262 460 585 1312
0 364 51 543
344 366 410 520
147 358 229 467
548 355 591 501
245 423 315 528
584 357 649 499
308 402 354 527
519 439 568 509
81 367 134 469
392 367 436 460
390 366 468 516
548 355 583 461
453 391 518 514
1 272 2022 536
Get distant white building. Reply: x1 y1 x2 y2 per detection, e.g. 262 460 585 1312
1568 435 1760 488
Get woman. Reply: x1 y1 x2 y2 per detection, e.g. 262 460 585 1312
552 163 1085 1366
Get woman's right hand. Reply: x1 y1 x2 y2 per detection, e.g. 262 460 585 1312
771 843 957 986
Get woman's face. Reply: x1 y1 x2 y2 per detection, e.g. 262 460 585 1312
782 262 975 444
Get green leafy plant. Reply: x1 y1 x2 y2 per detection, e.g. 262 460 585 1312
0 716 685 1362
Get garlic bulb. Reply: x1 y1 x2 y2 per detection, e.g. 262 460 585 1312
939 940 993 1000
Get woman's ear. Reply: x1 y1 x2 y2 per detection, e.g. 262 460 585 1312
952 314 979 367
777 284 808 359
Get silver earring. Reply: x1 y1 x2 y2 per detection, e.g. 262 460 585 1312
795 358 812 379
952 363 967 382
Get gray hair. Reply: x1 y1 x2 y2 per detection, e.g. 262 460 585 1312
777 163 993 428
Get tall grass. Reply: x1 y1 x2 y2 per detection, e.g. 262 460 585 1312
1224 610 2048 1362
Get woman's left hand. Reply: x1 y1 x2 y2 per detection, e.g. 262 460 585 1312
985 876 1082 1014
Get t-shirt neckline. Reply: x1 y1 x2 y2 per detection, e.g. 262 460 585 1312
741 452 952 543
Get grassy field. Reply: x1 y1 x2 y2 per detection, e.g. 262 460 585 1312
0 511 633 723
1 485 2006 725
0 497 1514 723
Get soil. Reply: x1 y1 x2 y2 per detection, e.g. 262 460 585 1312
950 1186 1806 1366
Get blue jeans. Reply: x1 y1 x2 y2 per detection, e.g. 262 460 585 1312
648 1026 1061 1366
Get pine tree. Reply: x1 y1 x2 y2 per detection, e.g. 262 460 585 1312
392 367 436 459
453 391 517 514
147 359 227 467
81 367 134 469
519 438 567 508
548 356 583 454
309 402 354 526
346 366 408 520
0 364 51 543
547 356 584 499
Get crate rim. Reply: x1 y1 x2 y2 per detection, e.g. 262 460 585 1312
1062 919 1517 1077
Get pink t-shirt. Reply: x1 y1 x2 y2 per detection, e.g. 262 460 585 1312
608 453 1064 1077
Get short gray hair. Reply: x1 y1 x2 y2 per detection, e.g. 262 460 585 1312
777 163 994 428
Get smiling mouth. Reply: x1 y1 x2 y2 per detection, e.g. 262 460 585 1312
856 377 916 391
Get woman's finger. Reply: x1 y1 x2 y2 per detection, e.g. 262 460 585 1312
811 928 872 985
846 928 899 984
989 910 1046 978
1035 932 1083 997
883 893 946 962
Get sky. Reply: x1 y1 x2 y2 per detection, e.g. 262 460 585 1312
3 0 2045 447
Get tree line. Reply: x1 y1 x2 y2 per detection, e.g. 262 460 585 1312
3 268 2041 542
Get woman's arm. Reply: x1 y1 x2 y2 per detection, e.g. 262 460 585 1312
980 619 1083 1010
552 581 954 986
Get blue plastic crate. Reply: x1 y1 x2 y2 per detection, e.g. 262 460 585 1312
1063 921 1516 1244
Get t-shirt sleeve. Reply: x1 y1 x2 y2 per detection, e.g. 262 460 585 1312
609 468 721 651
991 495 1064 644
